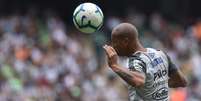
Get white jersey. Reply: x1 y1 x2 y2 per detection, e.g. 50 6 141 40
127 48 176 101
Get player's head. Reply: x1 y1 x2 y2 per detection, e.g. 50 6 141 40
111 23 142 56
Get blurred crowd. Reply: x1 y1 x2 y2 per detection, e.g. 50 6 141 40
0 10 201 101
0 12 127 101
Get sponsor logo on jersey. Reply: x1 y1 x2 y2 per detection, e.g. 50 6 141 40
152 87 168 100
154 69 167 81
151 57 163 67
153 80 168 88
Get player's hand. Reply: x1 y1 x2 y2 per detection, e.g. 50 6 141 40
103 44 118 68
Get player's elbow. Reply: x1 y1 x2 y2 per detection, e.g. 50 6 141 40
178 76 188 87
180 78 188 87
169 77 188 88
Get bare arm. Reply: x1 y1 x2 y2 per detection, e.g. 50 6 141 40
166 54 188 88
168 70 187 88
103 45 145 87
111 64 145 87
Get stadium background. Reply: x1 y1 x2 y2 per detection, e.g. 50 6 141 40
0 0 201 101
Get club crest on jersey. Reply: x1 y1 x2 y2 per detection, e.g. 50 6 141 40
148 53 155 58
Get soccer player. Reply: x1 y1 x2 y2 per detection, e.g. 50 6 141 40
103 23 187 101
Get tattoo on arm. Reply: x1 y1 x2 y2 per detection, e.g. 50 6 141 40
112 66 145 87
115 71 135 85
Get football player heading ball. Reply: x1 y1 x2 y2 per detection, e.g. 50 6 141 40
103 23 187 101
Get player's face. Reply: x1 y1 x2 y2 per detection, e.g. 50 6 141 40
112 36 129 56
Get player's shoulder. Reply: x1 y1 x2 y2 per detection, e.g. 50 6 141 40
129 51 146 61
129 50 150 67
146 48 167 58
129 48 167 64
129 48 154 61
146 48 169 66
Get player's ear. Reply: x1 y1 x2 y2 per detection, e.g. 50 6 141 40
122 37 129 47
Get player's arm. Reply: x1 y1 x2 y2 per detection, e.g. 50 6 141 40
103 45 145 87
110 64 145 87
166 54 188 88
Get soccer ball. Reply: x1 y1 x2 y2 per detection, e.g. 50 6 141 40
73 3 104 33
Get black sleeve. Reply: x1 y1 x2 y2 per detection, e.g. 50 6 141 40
165 53 178 77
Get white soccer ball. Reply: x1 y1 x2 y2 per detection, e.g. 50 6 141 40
73 3 104 33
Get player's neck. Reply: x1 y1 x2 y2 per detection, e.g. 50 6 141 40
138 44 147 52
133 43 147 53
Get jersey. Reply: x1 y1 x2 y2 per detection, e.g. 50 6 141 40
127 48 177 101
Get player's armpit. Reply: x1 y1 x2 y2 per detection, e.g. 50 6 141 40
112 65 146 88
